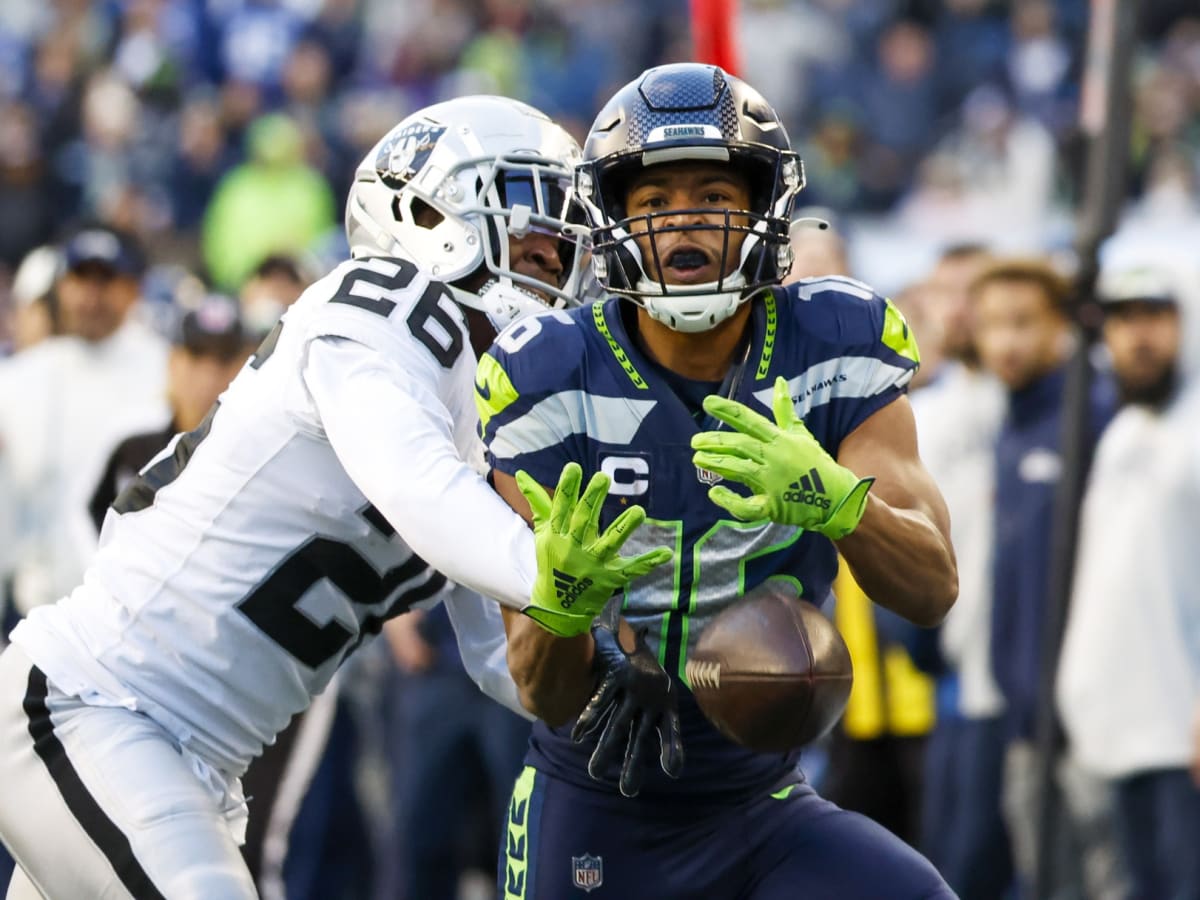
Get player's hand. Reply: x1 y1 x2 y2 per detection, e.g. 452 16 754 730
691 376 874 539
518 462 673 637
571 619 684 798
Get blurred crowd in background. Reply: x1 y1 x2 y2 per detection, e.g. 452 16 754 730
1 1 1199 899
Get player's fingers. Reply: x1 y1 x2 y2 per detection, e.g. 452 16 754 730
659 708 685 778
590 503 645 557
568 471 610 545
589 701 633 781
572 676 619 742
772 376 798 427
690 450 761 485
701 395 778 442
616 547 674 581
707 486 768 521
548 462 582 535
690 430 763 459
515 470 553 525
619 714 658 798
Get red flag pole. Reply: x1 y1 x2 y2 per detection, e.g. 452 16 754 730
689 0 741 76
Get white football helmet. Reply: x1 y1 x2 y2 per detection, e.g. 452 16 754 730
346 96 589 331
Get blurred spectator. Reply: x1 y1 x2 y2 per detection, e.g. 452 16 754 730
0 226 168 615
172 95 236 230
215 0 307 103
851 18 944 209
88 292 249 528
909 244 1014 900
794 108 864 214
0 100 54 268
971 257 1125 900
239 253 307 338
202 112 335 290
383 606 530 900
1004 0 1076 137
1057 264 1200 900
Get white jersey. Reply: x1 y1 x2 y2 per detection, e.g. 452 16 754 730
12 256 537 775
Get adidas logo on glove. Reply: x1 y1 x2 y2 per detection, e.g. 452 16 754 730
553 569 595 609
783 469 831 509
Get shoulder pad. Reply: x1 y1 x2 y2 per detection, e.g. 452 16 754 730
779 278 920 366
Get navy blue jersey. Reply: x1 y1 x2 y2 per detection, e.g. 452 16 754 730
478 277 920 799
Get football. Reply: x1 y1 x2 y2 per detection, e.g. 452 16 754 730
685 582 853 753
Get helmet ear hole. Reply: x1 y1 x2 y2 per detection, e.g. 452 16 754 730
408 197 444 229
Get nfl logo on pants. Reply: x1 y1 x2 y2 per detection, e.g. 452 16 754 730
572 854 603 892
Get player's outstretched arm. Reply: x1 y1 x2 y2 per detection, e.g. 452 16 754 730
492 463 670 720
492 464 682 796
692 376 956 627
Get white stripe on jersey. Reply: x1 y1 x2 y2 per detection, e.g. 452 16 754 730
754 355 915 417
792 275 876 302
489 392 658 460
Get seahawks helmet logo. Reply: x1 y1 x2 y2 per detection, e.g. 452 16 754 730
377 123 447 188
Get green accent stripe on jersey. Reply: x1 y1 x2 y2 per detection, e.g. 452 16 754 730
755 291 778 380
503 766 536 900
644 518 684 669
475 354 521 433
593 303 648 390
771 783 801 800
881 298 920 364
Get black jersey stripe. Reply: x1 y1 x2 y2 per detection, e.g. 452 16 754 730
22 667 167 900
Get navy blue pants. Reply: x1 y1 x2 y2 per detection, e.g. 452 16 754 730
499 769 955 899
920 714 1012 900
392 668 531 900
1114 768 1200 900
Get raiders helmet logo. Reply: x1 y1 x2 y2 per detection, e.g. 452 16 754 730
377 123 447 188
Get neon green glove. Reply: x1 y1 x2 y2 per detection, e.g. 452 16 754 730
518 462 674 637
690 376 874 539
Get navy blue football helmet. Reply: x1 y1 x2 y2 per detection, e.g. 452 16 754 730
575 64 803 332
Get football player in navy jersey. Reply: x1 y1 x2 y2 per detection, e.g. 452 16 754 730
477 64 959 899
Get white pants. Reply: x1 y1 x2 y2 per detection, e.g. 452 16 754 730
0 645 258 899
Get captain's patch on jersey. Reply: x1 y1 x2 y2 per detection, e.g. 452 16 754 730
377 122 446 188
598 452 651 499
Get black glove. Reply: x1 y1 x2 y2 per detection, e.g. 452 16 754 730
571 614 684 798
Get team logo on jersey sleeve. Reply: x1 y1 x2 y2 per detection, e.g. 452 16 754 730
571 854 603 892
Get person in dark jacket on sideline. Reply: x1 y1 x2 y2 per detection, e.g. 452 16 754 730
971 258 1125 900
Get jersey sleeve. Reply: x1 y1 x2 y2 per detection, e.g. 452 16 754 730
775 278 921 450
475 309 589 490
298 257 470 375
441 584 533 720
302 335 537 610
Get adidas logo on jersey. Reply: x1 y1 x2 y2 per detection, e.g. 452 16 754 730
552 568 594 609
782 469 831 509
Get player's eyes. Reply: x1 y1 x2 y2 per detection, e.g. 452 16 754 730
638 195 667 210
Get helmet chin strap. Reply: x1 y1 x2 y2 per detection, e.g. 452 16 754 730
451 278 551 333
633 269 748 333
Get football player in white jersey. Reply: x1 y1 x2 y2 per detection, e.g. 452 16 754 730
0 96 671 900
